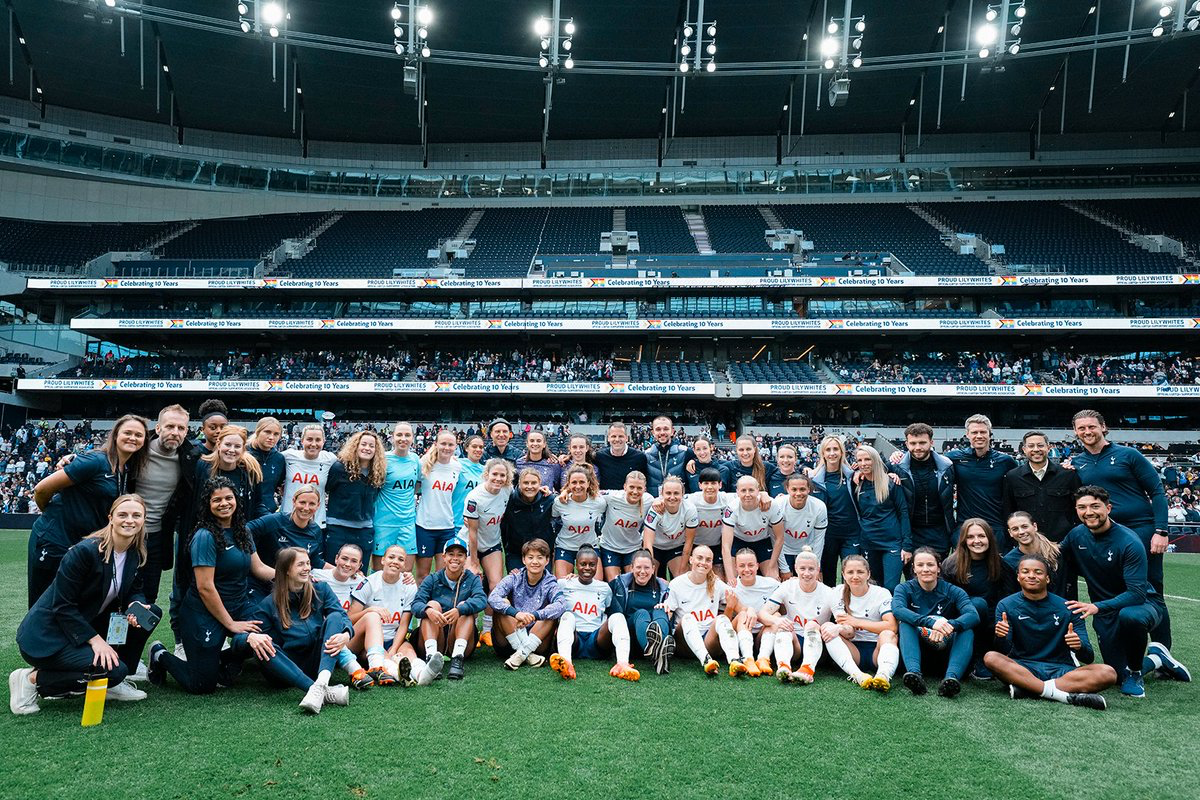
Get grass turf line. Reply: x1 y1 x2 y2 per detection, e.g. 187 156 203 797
0 534 1195 800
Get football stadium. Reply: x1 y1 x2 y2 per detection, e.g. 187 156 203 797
0 0 1198 797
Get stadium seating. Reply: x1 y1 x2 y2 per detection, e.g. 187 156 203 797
773 204 990 276
640 296 790 318
924 201 1185 274
1089 199 1200 255
538 207 613 255
0 217 171 270
624 207 697 253
702 206 772 253
463 208 548 277
286 209 471 278
160 213 326 259
727 361 824 383
630 361 712 382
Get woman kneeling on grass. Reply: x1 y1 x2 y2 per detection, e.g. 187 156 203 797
229 547 353 714
346 544 443 688
488 538 566 670
826 555 900 692
664 545 745 677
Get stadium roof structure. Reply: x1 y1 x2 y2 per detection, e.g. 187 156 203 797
2 0 1198 150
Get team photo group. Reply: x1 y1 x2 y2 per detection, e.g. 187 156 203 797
10 401 1190 718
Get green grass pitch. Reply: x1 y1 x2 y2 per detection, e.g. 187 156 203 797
0 531 1196 800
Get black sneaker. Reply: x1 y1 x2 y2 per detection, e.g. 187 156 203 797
397 657 416 688
1009 684 1036 700
147 642 167 687
658 633 675 675
1067 692 1107 711
448 655 465 681
938 677 962 698
902 671 927 696
645 621 663 660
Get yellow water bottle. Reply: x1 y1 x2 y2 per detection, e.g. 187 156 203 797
81 678 108 727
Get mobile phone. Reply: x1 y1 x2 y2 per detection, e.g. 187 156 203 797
127 602 160 632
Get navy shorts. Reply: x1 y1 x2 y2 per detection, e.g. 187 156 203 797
853 640 878 672
732 536 773 565
554 547 577 565
653 545 685 565
478 543 503 559
416 525 456 558
575 629 604 660
600 548 638 569
1017 658 1074 682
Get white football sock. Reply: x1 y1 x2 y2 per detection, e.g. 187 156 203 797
315 669 331 686
609 614 631 664
557 612 577 657
802 628 823 670
757 630 775 661
519 634 542 660
451 638 468 658
737 627 754 660
424 639 438 659
680 618 710 664
482 613 493 633
714 616 741 664
774 631 795 669
410 656 427 683
825 635 866 680
505 632 524 653
366 646 386 670
876 642 900 680
1041 679 1069 703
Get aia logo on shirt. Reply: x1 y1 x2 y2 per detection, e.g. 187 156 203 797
431 480 456 492
486 515 503 527
572 601 599 616
292 473 319 485
567 524 591 535
690 608 715 623
391 478 416 491
699 519 722 530
615 518 639 529
788 529 809 540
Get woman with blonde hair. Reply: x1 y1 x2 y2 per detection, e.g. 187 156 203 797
247 416 287 517
415 430 463 581
664 545 744 677
324 430 386 565
827 554 901 691
551 464 606 578
850 444 909 592
12 495 158 715
598 470 651 580
197 425 264 523
809 435 862 586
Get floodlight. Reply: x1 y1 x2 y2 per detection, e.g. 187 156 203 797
975 22 998 46
534 17 551 37
819 36 839 57
417 6 433 26
261 1 284 26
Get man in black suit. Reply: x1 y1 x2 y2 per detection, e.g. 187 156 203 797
1003 431 1083 543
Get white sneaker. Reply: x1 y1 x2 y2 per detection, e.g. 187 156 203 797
299 682 326 714
525 653 546 668
8 668 39 715
107 679 147 702
173 643 188 661
127 661 150 684
418 653 444 686
504 652 524 671
323 685 350 707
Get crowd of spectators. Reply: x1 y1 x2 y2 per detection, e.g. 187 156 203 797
825 349 1200 386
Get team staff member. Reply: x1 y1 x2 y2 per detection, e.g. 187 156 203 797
564 434 599 477
248 485 327 601
488 539 566 670
516 431 563 491
483 418 524 465
893 423 956 559
552 466 606 578
501 468 557 574
810 436 862 585
767 444 802 497
684 437 727 494
11 495 157 715
985 554 1115 710
941 519 1015 678
1003 512 1071 598
1060 486 1177 698
851 445 910 592
149 478 275 694
550 546 638 682
231 548 353 715
723 434 778 493
892 548 979 698
323 431 385 565
137 405 190 606
28 414 150 606
281 424 337 527
609 551 674 674
415 430 463 581
247 417 287 518
644 415 690 496
374 422 421 571
413 540 488 681
594 422 650 490
1002 431 1081 543
195 426 264 525
769 473 828 579
946 415 1017 546
1070 410 1183 681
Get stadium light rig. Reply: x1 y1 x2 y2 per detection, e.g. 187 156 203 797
235 1 289 38
1158 0 1200 36
536 13 576 72
678 16 717 73
821 1 864 106
976 1 1025 58
392 2 434 60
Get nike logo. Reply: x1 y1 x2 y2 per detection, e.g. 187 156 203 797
1017 615 1031 620
104 474 116 479
224 544 234 550
1077 545 1088 550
